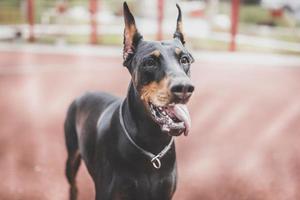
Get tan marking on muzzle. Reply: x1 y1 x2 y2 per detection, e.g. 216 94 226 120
140 77 171 106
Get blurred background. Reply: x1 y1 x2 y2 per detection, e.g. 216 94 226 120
0 0 300 200
1 0 300 52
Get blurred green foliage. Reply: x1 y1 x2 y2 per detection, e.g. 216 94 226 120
1 0 21 7
240 5 294 27
240 5 269 24
219 2 295 27
241 0 261 5
0 1 23 24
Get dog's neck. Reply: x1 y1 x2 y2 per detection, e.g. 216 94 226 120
122 82 172 154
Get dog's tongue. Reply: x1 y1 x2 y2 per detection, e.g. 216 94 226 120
171 104 191 136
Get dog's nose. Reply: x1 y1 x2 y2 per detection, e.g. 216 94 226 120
171 82 194 102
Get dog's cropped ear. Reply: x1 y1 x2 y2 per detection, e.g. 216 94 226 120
123 2 143 66
173 4 185 45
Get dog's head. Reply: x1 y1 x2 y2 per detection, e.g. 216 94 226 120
123 2 195 137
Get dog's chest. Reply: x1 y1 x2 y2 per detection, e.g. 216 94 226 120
115 170 176 200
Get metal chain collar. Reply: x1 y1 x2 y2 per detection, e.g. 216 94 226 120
119 100 174 169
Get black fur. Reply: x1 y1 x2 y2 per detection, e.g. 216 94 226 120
64 2 194 200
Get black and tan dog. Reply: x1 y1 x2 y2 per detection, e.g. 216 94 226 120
64 2 194 200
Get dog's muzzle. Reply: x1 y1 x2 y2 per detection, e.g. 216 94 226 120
149 102 191 136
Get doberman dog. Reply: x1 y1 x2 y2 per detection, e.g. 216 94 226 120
64 2 194 200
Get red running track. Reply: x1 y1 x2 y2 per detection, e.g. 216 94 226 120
0 51 300 200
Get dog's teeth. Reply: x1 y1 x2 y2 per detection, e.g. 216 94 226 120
158 107 163 110
162 111 166 115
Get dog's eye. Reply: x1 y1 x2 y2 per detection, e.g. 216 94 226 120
180 56 190 65
144 58 156 67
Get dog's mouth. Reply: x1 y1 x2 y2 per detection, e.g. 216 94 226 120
148 102 191 136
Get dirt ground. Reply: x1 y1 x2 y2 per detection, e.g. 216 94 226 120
0 50 300 200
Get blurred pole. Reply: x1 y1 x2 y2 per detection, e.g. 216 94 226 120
27 0 35 42
229 0 240 51
89 0 98 44
157 0 164 40
56 1 68 45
